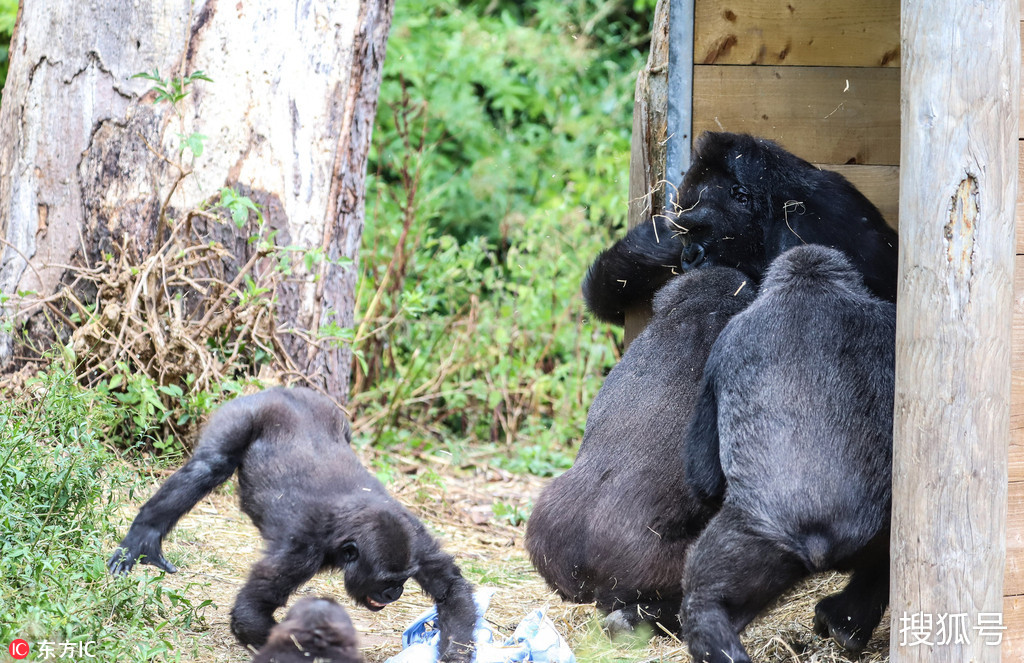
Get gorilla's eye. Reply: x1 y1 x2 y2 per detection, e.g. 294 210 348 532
340 542 359 563
730 185 750 204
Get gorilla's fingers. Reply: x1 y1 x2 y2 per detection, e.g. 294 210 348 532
107 548 136 576
145 554 178 574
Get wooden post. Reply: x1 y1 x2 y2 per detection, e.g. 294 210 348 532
891 1 1018 662
623 0 670 345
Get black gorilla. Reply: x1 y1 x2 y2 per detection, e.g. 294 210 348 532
525 267 756 634
108 387 475 662
582 131 898 324
680 246 895 663
252 597 362 663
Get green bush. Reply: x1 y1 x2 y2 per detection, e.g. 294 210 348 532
352 0 642 468
0 359 212 661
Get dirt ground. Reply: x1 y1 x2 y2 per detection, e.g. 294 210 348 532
143 456 891 662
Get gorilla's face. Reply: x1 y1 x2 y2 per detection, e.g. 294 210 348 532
337 511 417 611
671 149 770 281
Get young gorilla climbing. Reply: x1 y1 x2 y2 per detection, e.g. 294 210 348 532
680 246 895 663
108 387 476 662
526 267 757 634
252 597 362 663
582 131 898 325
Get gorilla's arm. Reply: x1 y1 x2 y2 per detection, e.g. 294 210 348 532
230 542 324 648
413 540 477 663
582 216 682 325
684 374 726 505
107 397 257 575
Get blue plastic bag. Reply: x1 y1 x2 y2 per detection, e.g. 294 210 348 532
385 589 575 663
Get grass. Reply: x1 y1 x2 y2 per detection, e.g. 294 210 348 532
0 363 215 662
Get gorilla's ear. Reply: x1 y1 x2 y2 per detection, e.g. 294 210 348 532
340 541 359 563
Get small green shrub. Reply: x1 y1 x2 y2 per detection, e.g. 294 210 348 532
0 359 212 661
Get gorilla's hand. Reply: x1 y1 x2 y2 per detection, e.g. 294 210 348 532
108 526 178 575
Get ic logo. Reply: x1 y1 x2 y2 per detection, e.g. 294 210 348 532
8 639 30 659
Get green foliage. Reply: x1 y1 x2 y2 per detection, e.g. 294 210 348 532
132 69 213 106
353 0 634 466
218 186 263 228
0 360 212 661
0 0 16 97
492 499 531 526
372 0 645 240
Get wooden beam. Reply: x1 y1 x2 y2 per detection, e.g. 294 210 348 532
891 3 1018 663
694 0 900 67
692 65 900 165
623 0 671 346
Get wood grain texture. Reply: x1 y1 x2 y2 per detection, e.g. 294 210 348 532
692 65 900 165
820 164 900 229
1005 592 1024 660
694 0 900 67
891 2 1018 662
1007 481 1024 596
1017 140 1024 253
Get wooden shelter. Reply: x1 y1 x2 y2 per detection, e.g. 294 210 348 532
626 1 1019 660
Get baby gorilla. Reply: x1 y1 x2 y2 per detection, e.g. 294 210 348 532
108 387 475 662
253 597 362 663
526 267 756 634
582 131 898 324
680 246 895 663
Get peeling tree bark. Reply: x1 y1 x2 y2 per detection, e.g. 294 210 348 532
0 0 393 402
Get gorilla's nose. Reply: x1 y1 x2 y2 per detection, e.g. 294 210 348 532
381 585 404 603
681 242 706 270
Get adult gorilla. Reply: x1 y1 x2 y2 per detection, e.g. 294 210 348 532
582 131 898 325
681 246 895 663
526 267 756 634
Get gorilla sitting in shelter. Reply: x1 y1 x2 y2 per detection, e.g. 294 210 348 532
526 267 756 634
582 131 898 325
108 387 476 662
680 246 895 663
252 596 362 663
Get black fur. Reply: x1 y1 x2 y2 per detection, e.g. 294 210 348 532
582 132 898 324
252 597 362 663
679 246 895 663
525 267 756 634
108 387 475 662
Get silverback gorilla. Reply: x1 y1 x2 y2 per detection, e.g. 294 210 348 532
680 246 895 663
108 387 475 662
582 132 898 324
525 267 756 634
253 597 362 663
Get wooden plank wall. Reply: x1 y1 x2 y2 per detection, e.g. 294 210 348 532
690 0 1020 656
692 0 900 225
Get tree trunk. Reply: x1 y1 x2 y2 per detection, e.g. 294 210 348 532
0 0 393 403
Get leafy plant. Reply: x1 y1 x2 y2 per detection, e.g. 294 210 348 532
0 358 213 661
492 499 531 526
351 0 636 465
